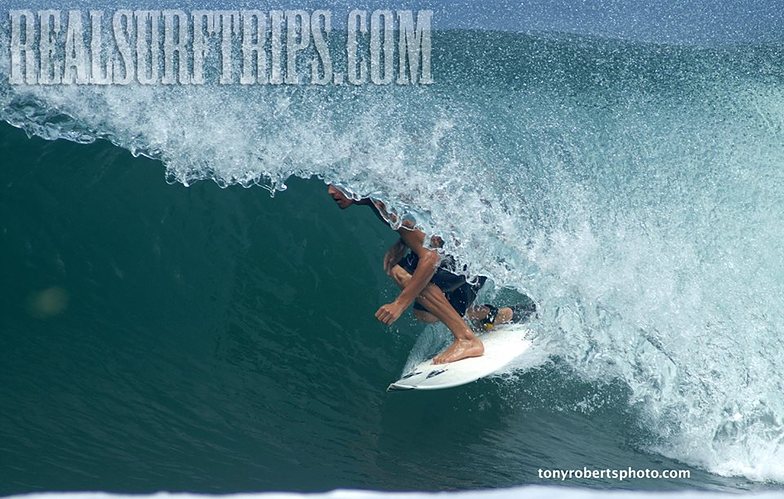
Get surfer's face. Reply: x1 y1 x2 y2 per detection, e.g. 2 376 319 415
327 185 353 209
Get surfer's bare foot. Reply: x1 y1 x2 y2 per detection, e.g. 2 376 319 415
433 338 484 364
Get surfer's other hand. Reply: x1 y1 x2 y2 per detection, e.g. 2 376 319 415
375 301 405 325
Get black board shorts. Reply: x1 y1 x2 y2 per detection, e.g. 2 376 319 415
398 252 487 317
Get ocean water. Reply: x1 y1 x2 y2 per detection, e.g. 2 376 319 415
2 16 784 497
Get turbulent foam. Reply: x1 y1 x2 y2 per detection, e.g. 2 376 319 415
2 25 784 482
7 490 784 499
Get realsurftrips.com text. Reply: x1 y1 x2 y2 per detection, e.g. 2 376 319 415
8 9 433 86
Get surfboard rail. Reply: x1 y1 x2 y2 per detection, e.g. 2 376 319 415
387 324 532 391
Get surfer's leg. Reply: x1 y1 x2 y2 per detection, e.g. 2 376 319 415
416 285 484 364
413 310 439 323
389 266 441 323
388 266 450 320
388 265 483 363
388 264 413 288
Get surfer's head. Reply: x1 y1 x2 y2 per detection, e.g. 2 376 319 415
327 185 354 209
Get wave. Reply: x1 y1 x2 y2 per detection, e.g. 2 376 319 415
2 24 784 483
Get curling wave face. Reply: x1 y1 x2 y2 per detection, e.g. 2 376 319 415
2 22 784 483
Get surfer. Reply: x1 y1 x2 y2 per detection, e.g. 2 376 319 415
327 185 534 364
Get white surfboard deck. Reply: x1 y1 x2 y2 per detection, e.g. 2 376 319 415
388 324 532 391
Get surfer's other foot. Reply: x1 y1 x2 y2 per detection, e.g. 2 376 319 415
433 338 484 364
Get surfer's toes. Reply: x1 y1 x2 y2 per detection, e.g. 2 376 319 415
433 339 484 364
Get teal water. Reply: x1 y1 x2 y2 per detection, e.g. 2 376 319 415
0 123 760 494
2 25 784 494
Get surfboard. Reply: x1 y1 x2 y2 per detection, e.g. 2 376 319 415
387 324 532 391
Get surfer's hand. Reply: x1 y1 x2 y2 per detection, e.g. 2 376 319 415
375 301 406 325
383 239 407 275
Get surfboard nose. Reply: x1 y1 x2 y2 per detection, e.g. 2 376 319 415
386 383 414 392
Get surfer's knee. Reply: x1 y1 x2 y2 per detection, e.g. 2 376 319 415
389 265 412 288
414 309 439 324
